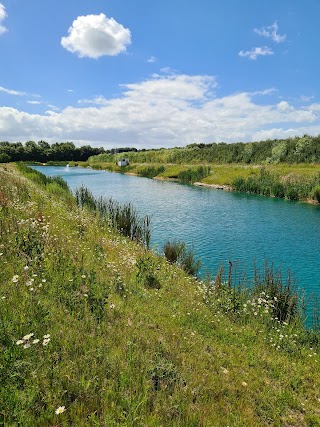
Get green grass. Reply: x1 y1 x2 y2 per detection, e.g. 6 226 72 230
1 163 320 426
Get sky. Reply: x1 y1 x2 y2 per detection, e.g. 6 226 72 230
1 0 320 149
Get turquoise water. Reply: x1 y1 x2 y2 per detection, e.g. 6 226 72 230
33 165 320 321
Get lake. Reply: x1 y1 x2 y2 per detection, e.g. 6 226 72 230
33 165 320 323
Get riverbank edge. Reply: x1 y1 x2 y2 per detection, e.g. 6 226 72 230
29 161 320 205
89 164 320 206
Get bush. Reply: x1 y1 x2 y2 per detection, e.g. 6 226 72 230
0 153 11 163
311 185 320 203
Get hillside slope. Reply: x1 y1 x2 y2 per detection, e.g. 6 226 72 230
0 164 319 427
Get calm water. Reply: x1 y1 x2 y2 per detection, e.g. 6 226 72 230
33 166 320 320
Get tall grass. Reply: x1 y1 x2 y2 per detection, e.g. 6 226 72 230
163 240 201 276
1 163 320 426
138 165 165 178
232 167 320 201
75 185 151 247
178 165 211 184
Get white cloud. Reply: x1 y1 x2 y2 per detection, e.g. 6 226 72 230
61 13 131 58
239 46 274 60
147 56 157 63
27 100 42 105
254 22 286 43
0 73 320 148
78 96 110 106
0 3 7 35
251 88 277 96
0 85 26 96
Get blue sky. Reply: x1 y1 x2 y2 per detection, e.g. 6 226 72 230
1 0 320 149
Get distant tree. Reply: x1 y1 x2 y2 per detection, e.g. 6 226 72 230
0 153 11 163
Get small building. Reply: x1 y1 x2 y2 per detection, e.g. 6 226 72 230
117 158 130 167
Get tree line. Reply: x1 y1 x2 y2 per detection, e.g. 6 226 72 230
91 134 320 165
0 141 106 163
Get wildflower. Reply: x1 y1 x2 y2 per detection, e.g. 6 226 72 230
2 296 6 299
221 367 229 374
16 340 24 345
12 275 19 283
23 266 29 271
43 338 50 346
242 381 248 387
110 303 116 309
55 406 65 415
23 333 34 340
43 334 50 339
81 275 86 278
32 339 40 344
23 343 31 349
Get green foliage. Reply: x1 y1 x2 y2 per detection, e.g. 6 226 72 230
89 134 320 165
0 152 11 163
0 140 104 162
1 163 320 426
163 240 201 277
178 166 211 184
163 240 186 263
311 185 320 203
138 165 165 178
232 167 320 201
75 185 151 247
136 253 161 289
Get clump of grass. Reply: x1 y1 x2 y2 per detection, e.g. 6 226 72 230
136 253 161 289
138 165 165 178
75 185 151 247
178 165 211 184
163 240 201 277
163 240 185 263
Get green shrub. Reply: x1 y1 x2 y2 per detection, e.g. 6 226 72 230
311 185 320 203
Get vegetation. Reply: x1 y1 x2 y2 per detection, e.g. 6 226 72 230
90 134 320 165
137 165 165 178
177 166 211 184
232 167 320 201
0 140 105 163
164 241 202 277
1 163 320 426
75 185 151 248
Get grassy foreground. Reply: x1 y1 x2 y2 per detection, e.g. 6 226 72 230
1 164 320 426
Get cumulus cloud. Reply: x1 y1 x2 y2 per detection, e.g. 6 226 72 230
0 3 7 35
61 13 131 58
0 73 320 148
239 46 274 60
147 56 157 63
254 22 286 43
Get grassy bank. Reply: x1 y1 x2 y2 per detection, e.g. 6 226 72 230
84 159 320 203
1 164 320 426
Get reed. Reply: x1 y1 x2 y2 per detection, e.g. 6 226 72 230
75 185 151 247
